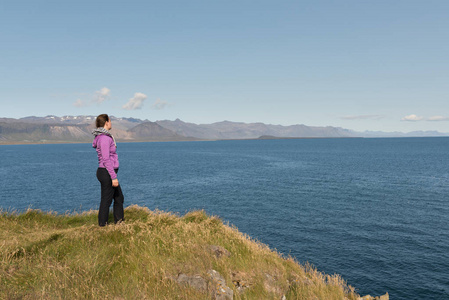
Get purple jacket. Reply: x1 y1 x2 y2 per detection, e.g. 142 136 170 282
93 134 119 179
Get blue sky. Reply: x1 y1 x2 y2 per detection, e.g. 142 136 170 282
1 1 448 132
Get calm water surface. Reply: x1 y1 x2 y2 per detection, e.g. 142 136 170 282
1 138 448 299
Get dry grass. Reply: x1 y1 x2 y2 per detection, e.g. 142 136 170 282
0 205 360 299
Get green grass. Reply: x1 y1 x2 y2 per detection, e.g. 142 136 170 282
0 205 360 299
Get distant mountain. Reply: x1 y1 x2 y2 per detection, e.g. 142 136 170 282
0 122 93 143
360 130 449 138
0 115 447 144
4 115 145 130
0 116 187 144
156 119 357 139
128 121 194 141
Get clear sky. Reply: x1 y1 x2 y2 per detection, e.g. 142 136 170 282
1 0 448 132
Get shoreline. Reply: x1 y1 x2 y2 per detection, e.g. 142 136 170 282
0 136 360 146
3 135 449 146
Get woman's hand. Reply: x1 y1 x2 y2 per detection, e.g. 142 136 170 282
112 179 119 187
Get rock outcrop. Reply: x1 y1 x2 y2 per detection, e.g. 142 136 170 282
173 269 233 300
171 244 390 300
210 245 231 259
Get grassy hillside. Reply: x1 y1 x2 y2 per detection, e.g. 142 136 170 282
1 205 362 299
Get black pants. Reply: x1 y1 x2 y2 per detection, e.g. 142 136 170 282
96 168 124 226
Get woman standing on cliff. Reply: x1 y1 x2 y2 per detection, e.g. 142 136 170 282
92 114 124 226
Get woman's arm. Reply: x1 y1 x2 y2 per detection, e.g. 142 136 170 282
99 136 117 181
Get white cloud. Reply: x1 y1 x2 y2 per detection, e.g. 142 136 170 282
73 87 110 107
401 114 424 121
341 115 384 120
151 98 170 110
73 99 86 107
93 87 111 104
428 115 449 121
122 92 147 110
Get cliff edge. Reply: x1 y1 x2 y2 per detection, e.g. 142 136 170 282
0 205 388 299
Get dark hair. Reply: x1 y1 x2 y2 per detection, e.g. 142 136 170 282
95 114 109 128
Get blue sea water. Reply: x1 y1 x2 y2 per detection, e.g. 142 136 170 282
1 138 448 299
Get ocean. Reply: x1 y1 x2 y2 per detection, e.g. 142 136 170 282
1 137 448 299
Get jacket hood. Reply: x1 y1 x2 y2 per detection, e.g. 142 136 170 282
92 135 100 148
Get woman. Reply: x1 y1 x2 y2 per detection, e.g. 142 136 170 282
92 114 124 226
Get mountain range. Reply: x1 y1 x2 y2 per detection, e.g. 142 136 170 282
0 115 447 144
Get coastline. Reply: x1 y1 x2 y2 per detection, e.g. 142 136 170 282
0 136 364 146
